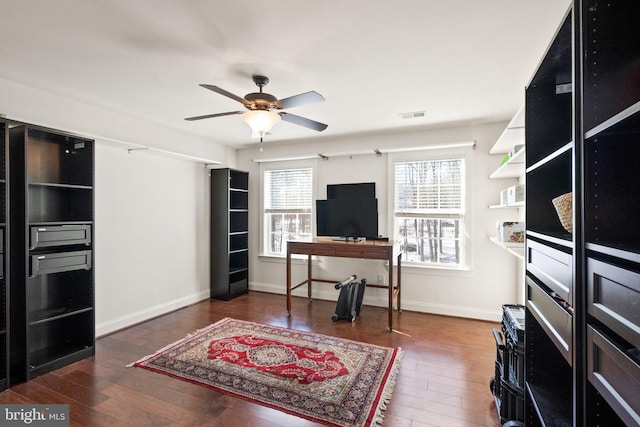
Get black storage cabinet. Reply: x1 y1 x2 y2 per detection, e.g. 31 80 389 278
525 3 640 426
9 124 95 384
210 168 249 300
0 119 8 390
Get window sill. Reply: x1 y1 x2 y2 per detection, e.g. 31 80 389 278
401 262 473 278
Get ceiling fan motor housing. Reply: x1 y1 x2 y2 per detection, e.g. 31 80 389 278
244 92 277 110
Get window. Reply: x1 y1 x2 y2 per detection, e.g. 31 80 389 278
263 167 313 256
394 158 466 267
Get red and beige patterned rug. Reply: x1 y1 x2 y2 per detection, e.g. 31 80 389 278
131 318 403 426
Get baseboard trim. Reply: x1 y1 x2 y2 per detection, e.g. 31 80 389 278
96 289 210 337
96 282 501 338
249 282 501 322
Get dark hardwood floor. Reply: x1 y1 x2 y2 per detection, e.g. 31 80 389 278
0 292 502 426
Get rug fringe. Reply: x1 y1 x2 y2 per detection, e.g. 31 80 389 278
126 317 230 367
370 346 404 426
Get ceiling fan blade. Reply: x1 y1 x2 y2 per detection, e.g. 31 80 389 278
184 111 243 121
275 91 325 109
279 112 328 132
200 84 249 105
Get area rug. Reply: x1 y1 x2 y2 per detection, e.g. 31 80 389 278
131 317 403 426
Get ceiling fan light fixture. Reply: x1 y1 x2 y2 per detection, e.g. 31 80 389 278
242 110 281 138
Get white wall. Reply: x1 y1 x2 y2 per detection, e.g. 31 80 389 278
93 142 211 335
0 78 236 336
237 123 522 322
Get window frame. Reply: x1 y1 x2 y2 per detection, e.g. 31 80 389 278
388 149 472 270
260 160 317 257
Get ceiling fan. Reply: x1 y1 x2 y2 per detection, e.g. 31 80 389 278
185 75 328 142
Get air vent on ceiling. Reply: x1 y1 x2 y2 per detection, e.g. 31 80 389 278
399 111 426 120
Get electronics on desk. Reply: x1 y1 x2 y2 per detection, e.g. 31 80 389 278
317 182 379 241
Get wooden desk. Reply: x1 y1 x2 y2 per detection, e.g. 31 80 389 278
286 238 402 331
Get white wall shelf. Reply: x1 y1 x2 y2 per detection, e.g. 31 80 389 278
489 106 526 307
490 105 525 154
489 201 525 209
489 237 525 260
489 146 525 179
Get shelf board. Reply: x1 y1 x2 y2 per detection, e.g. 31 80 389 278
29 182 93 190
490 127 525 155
526 383 572 427
29 220 93 226
527 230 573 249
585 99 640 139
586 242 640 264
490 147 526 179
490 105 525 154
489 201 525 209
526 142 572 173
489 237 525 260
29 305 93 325
30 344 94 373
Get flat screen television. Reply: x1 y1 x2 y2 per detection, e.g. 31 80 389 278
327 182 375 200
316 198 378 240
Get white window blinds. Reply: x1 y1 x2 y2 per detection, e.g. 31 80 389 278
263 168 313 255
265 168 313 213
394 159 464 216
393 158 466 266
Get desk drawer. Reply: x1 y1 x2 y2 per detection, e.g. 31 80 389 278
587 325 640 426
335 248 388 259
289 244 335 256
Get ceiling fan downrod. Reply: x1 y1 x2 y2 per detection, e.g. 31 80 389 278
253 75 269 92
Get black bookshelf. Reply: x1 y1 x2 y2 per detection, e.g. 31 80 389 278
9 124 95 384
210 168 249 300
525 2 639 425
0 119 8 390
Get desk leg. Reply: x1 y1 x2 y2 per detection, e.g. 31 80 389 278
286 251 292 316
307 255 312 300
388 259 393 331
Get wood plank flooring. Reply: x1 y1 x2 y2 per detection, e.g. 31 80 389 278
0 292 503 426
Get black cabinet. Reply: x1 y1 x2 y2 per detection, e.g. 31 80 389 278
9 124 94 384
0 119 7 390
210 168 249 300
525 3 639 426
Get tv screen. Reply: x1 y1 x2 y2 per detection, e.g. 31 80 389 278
327 182 375 200
316 198 378 239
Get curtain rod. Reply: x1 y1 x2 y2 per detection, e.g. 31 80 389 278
97 136 222 165
252 140 476 163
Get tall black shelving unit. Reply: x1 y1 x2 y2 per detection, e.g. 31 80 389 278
210 168 249 301
9 124 95 384
525 2 640 426
0 119 8 391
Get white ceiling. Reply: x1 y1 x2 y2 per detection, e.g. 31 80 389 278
0 1 570 149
